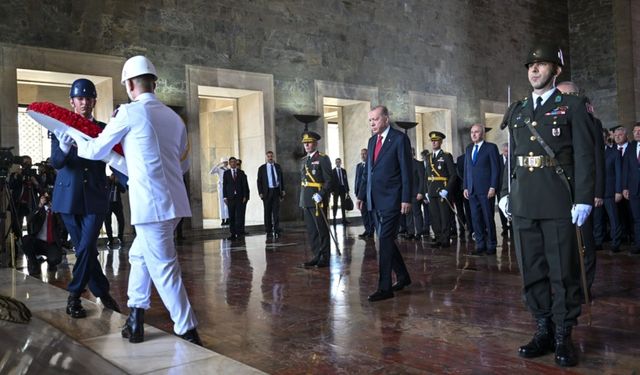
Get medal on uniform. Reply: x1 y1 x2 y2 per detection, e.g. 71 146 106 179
312 170 316 175
437 165 442 170
552 127 561 136
555 95 562 103
524 117 531 124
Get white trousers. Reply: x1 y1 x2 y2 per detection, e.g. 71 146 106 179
127 218 197 335
217 181 229 219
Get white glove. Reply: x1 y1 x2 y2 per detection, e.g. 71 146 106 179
439 189 448 199
54 130 74 154
498 196 511 219
571 204 592 227
312 193 323 203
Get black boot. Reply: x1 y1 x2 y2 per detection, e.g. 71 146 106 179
554 326 578 367
100 294 121 313
518 318 554 358
121 307 145 343
66 294 87 319
178 328 203 346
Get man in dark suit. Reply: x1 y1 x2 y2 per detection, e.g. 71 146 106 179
614 125 633 243
223 156 250 240
453 153 469 240
426 131 457 248
355 148 374 239
594 128 622 252
499 45 595 367
105 173 126 248
622 122 640 255
257 151 285 238
406 149 425 240
51 78 119 318
22 194 64 276
331 158 350 225
463 124 501 255
497 143 511 236
299 131 334 268
357 105 412 302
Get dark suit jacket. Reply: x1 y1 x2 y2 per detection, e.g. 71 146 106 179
355 161 366 197
257 162 284 197
603 146 622 198
357 127 412 211
593 118 605 199
623 140 640 197
223 168 250 200
463 141 500 196
26 206 65 247
50 120 109 215
331 167 349 193
411 159 425 199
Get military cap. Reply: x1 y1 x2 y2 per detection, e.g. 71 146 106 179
525 44 564 68
301 131 321 143
429 131 446 141
609 125 623 132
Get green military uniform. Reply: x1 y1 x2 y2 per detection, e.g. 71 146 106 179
425 131 457 247
299 132 334 267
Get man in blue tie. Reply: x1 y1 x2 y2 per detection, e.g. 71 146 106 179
257 151 285 238
463 124 500 255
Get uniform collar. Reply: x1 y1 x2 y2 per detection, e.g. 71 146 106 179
532 87 556 108
134 92 156 102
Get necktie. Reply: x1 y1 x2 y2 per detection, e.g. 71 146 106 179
46 209 54 244
533 96 543 117
233 169 236 181
270 164 278 187
338 169 344 185
619 145 624 156
637 145 640 164
373 135 383 162
472 144 479 164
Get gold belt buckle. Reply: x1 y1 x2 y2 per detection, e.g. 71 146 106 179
527 156 542 168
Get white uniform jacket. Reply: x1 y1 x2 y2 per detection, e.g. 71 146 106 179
74 93 191 225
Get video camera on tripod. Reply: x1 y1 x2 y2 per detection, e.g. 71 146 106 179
0 146 23 180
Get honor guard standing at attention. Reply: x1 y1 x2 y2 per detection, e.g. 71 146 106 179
426 131 457 247
299 131 334 268
498 45 595 367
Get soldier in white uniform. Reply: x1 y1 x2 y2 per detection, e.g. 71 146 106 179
58 56 201 345
210 158 230 225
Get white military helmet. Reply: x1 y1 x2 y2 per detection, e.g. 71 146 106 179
121 55 158 85
221 157 229 163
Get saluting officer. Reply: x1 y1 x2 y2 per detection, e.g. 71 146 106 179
425 131 457 247
499 45 595 367
299 131 334 268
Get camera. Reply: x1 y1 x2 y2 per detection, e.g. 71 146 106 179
0 146 22 180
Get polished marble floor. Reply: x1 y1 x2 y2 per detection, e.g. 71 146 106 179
3 221 640 374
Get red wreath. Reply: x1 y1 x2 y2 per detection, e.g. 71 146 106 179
28 102 124 156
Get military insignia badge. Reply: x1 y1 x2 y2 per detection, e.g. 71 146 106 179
552 127 561 137
555 95 562 103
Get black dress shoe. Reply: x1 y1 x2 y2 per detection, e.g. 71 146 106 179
179 328 203 346
227 234 238 241
302 258 318 268
315 259 329 268
518 318 554 358
368 290 394 302
470 250 485 256
392 279 412 291
66 294 87 319
554 326 578 367
122 307 145 343
100 294 121 313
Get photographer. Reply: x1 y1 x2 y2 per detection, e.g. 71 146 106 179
22 193 63 276
35 159 56 196
8 155 40 239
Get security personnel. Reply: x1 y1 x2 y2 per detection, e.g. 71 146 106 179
51 78 120 318
426 131 457 247
499 45 595 367
299 131 334 268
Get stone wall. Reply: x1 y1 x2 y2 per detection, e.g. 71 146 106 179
0 0 571 222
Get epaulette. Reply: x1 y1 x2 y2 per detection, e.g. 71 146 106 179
318 152 325 156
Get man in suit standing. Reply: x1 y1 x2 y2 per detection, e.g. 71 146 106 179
223 157 250 240
622 123 640 255
499 45 595 367
299 131 334 268
51 78 120 318
257 151 285 238
463 124 501 255
406 148 426 240
594 128 622 253
426 131 457 248
357 105 412 302
331 158 350 225
355 148 375 239
497 143 511 236
614 125 633 243
105 173 126 249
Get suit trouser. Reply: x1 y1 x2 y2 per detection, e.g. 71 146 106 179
468 194 497 250
428 196 451 244
332 191 347 220
360 206 375 235
61 213 110 297
227 197 245 236
263 188 281 233
127 218 197 335
593 198 621 248
512 215 581 327
374 208 410 291
303 206 330 260
105 202 125 240
407 200 424 235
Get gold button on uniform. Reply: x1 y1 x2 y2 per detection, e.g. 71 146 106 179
529 167 534 172
529 152 534 156
530 136 536 141
532 121 538 126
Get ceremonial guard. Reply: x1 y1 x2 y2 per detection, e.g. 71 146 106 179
499 45 595 367
299 131 334 268
425 131 457 247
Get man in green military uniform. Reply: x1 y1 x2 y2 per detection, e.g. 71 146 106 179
425 131 457 247
299 131 334 268
499 45 595 367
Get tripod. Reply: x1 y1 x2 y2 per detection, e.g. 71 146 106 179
0 178 19 269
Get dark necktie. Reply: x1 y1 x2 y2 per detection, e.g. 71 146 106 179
533 96 543 117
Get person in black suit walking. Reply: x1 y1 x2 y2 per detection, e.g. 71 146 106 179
331 158 350 225
356 148 375 238
223 157 250 240
357 105 412 302
257 151 285 238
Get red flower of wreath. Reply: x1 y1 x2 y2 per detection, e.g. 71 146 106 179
27 102 124 156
